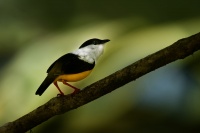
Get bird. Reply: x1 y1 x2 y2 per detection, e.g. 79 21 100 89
35 38 110 96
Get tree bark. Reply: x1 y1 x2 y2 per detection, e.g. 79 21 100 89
1 32 200 133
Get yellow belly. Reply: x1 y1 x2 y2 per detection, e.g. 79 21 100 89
55 70 92 82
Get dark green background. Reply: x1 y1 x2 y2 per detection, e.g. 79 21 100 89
0 0 200 132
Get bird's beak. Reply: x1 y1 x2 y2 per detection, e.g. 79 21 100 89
101 39 110 44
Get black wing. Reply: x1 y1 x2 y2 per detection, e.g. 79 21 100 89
47 53 95 75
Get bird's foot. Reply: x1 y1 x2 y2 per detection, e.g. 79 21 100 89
71 88 80 95
62 81 80 95
57 92 65 97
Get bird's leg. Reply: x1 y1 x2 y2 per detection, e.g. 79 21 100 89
62 80 80 94
53 81 64 96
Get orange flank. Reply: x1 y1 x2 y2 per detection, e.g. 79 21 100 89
54 70 93 82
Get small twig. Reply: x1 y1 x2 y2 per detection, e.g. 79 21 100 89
0 32 200 133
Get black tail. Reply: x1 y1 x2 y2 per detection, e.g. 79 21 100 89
35 76 55 96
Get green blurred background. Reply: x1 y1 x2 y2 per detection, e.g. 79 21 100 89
0 0 200 132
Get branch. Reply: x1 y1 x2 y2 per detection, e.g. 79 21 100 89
1 32 200 133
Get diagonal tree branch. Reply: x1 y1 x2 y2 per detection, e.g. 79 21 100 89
1 32 200 133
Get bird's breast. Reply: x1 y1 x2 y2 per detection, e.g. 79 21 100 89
54 70 93 82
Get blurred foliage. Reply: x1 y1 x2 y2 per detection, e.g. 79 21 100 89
0 0 200 133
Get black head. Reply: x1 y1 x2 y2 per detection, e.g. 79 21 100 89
79 38 110 49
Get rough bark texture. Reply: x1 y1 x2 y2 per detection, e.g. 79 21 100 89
0 32 200 133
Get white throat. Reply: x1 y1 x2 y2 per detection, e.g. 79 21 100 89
72 44 104 64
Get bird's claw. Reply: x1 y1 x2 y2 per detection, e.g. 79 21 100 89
57 93 64 97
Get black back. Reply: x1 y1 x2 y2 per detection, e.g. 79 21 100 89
47 53 95 75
